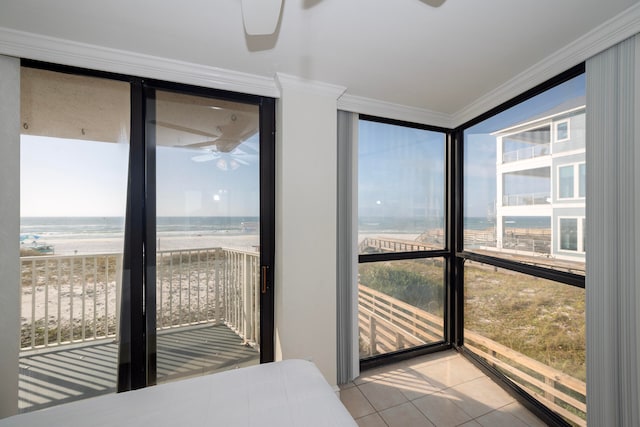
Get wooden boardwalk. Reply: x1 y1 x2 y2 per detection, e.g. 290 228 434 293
18 324 259 413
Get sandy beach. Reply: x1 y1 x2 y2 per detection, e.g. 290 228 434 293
39 232 260 256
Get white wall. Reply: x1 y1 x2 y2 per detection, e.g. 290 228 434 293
0 54 20 418
274 74 345 386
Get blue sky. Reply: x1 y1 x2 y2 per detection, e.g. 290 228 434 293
21 133 260 217
359 120 445 222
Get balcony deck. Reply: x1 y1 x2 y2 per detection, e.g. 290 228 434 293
19 324 259 413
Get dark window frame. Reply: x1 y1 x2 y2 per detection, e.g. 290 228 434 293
454 63 586 427
359 64 586 426
357 115 454 369
20 59 277 391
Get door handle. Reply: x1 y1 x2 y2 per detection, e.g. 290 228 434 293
261 265 269 294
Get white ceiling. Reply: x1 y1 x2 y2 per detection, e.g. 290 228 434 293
0 0 638 118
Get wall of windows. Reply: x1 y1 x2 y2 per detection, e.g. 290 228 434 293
353 69 587 425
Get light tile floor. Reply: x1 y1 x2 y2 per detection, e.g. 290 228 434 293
340 350 548 427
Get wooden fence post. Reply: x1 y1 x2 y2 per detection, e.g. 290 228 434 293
369 316 377 357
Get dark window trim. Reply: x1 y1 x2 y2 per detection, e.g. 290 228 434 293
359 65 586 426
459 251 585 288
454 64 586 427
357 114 454 367
359 113 452 134
359 250 449 263
21 58 134 83
360 342 452 370
459 347 572 427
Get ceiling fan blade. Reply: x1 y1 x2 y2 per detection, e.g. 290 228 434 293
154 120 222 139
241 0 283 35
192 153 220 162
233 157 251 166
418 0 446 7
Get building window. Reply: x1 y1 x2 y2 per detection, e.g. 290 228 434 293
558 163 585 200
579 163 586 197
558 165 575 198
559 218 578 250
559 217 585 252
555 119 570 142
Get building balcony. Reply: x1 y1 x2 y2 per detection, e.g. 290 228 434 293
502 192 550 207
19 247 260 413
502 143 550 163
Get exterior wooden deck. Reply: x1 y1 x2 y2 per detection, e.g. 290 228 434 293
19 324 259 413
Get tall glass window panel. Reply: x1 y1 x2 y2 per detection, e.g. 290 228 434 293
464 265 585 425
19 67 130 412
559 218 578 251
558 165 575 199
359 258 445 359
153 91 260 383
358 121 445 254
463 74 585 273
578 163 586 198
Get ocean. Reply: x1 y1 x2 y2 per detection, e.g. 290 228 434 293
21 216 260 238
21 215 548 256
20 216 260 255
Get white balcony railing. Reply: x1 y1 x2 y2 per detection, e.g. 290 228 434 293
502 143 550 163
502 192 550 206
20 247 260 351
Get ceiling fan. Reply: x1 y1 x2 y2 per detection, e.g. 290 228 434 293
241 0 446 36
191 141 258 171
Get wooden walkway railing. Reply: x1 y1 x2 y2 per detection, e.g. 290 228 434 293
359 237 441 254
358 284 586 426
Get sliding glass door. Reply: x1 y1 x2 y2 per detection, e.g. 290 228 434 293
18 62 275 411
19 66 130 411
150 89 266 382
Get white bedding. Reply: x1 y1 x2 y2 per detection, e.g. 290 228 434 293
1 359 357 427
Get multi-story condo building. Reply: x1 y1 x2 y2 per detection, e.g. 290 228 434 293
494 98 585 263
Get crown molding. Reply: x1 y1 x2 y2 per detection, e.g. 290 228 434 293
275 73 346 99
338 93 453 129
452 2 640 128
0 27 280 98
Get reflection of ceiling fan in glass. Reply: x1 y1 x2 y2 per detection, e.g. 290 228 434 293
241 0 446 35
191 141 258 171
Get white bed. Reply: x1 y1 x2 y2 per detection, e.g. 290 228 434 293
1 359 357 427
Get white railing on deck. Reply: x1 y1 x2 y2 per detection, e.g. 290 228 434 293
502 143 550 163
20 248 260 351
502 192 550 206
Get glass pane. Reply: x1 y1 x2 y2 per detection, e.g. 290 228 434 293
556 121 569 141
559 218 578 251
559 165 574 199
154 91 260 383
20 68 130 412
463 74 585 273
465 264 586 425
578 163 586 197
358 258 445 359
358 121 446 254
